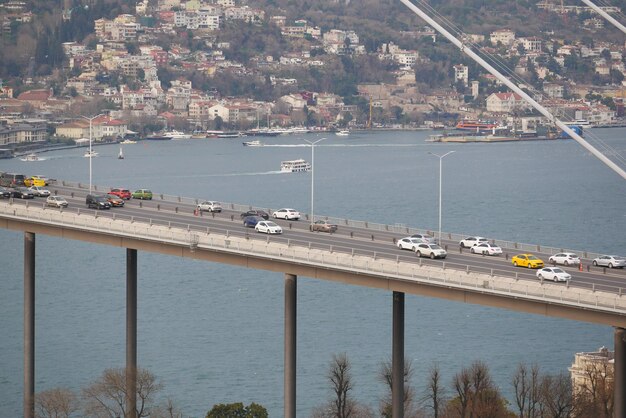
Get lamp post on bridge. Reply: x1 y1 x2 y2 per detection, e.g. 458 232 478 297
80 113 104 194
304 137 326 229
428 150 455 244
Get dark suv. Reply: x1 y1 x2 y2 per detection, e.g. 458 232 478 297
86 194 111 209
240 209 269 220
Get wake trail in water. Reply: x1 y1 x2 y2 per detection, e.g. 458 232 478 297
262 143 432 148
112 170 287 181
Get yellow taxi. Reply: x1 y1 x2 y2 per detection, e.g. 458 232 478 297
511 254 544 269
24 176 46 187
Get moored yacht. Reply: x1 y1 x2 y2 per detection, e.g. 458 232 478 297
164 130 192 140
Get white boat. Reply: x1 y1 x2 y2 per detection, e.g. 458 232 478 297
336 130 350 136
120 139 137 144
164 130 192 140
118 147 124 159
564 119 591 127
280 159 311 173
242 140 264 147
20 153 41 162
84 150 98 158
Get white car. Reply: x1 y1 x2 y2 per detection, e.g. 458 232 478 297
46 195 68 208
255 221 283 234
410 233 436 243
460 236 489 248
273 208 300 220
470 242 503 256
29 186 50 197
549 252 581 266
592 255 626 269
197 201 222 212
397 237 422 251
536 267 571 282
415 243 447 259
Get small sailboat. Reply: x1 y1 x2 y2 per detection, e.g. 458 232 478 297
118 147 124 159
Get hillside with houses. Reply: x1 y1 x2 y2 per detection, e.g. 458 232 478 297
1 0 626 146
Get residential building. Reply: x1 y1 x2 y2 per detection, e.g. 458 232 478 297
490 29 515 46
486 92 529 113
569 346 614 394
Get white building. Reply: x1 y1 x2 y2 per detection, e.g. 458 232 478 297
569 346 613 394
454 64 469 86
490 29 515 46
486 92 529 113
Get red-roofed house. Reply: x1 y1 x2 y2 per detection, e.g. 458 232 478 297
17 89 53 109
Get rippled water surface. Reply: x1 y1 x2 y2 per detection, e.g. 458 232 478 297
1 130 625 417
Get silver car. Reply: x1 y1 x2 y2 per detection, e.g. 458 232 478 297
592 255 626 269
46 195 68 208
197 201 222 212
410 233 436 243
415 243 447 259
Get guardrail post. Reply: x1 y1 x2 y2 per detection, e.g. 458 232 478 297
537 245 540 252
515 272 518 281
514 242 518 249
78 183 81 189
178 196 181 202
157 204 160 211
444 244 448 251
505 253 509 260
604 267 607 274
350 232 353 238
466 265 469 274
373 252 376 260
371 234 374 241
459 247 462 254
206 227 210 235
566 279 570 289
160 194 163 200
71 192 74 198
54 190 57 195
392 238 396 244
490 269 493 277
330 246 333 253
365 222 368 228
587 265 590 272
175 207 178 213
231 215 234 221
167 221 170 229
289 223 292 230
139 202 142 208
345 219 348 225
442 262 445 270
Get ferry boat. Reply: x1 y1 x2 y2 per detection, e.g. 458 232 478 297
242 140 263 147
84 150 98 158
564 119 591 127
120 139 137 144
280 159 311 173
456 120 500 131
336 130 350 136
20 153 41 162
164 130 192 140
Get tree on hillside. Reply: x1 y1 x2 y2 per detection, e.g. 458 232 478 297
35 388 80 418
205 402 268 418
446 361 513 418
421 364 446 418
512 363 541 418
378 358 418 418
82 367 163 418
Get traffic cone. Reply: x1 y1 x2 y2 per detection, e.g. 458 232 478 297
579 262 583 271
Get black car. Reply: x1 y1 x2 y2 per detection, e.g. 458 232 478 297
0 186 10 198
240 210 269 220
11 187 34 199
86 194 112 209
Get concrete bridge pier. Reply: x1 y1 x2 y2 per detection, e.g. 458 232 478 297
24 232 35 418
392 291 404 418
616 327 626 418
284 273 297 418
126 249 137 418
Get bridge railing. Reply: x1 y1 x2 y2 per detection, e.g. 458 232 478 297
59 180 608 261
1 201 625 314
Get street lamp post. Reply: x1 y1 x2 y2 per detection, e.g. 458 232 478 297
304 138 326 228
428 151 455 244
80 114 104 194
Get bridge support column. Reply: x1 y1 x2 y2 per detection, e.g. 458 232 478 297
24 232 35 418
616 327 626 418
126 249 137 418
392 291 404 418
284 273 297 418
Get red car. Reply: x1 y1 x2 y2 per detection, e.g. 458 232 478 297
109 188 132 200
